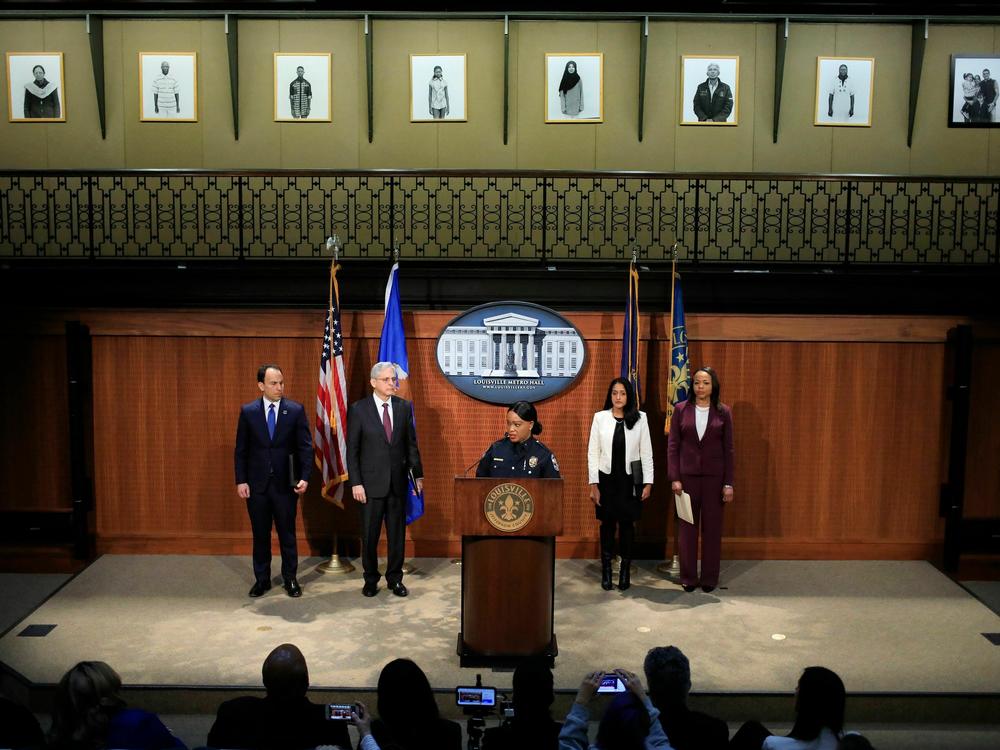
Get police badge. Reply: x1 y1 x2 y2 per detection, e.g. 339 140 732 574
528 456 539 468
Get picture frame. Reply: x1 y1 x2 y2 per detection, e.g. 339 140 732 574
814 57 874 127
948 55 1000 127
409 54 467 122
6 52 66 122
680 55 739 126
545 53 603 123
139 52 198 122
274 53 332 122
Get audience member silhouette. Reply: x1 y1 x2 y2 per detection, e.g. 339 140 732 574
207 643 350 750
730 666 845 750
0 693 44 750
48 661 186 750
483 658 562 750
558 668 672 750
369 658 461 750
643 645 728 750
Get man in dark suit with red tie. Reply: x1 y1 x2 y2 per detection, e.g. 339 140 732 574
235 364 312 598
346 361 424 598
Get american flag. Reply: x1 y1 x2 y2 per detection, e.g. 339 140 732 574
314 260 349 506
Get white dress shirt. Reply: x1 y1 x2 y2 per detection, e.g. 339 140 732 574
373 394 393 431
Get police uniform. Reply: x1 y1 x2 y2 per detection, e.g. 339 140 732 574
475 436 560 478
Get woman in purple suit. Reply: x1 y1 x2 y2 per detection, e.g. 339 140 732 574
667 366 735 593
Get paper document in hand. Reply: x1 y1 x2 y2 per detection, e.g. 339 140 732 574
675 491 694 524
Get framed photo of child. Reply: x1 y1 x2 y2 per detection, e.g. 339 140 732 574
274 53 332 122
409 54 467 122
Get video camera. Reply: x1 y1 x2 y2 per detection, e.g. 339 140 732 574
456 674 512 750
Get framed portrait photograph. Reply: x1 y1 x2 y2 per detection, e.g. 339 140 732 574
814 57 874 127
545 53 603 123
680 55 739 125
409 54 467 122
949 55 1000 127
274 53 332 122
6 52 65 122
139 52 197 122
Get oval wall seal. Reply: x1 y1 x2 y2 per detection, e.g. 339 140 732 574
436 301 586 405
484 483 535 532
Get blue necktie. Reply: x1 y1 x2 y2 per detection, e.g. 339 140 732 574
267 402 276 440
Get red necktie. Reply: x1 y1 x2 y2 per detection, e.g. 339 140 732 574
382 402 392 442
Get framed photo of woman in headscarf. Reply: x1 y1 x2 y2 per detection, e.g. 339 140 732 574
6 52 65 122
545 53 603 123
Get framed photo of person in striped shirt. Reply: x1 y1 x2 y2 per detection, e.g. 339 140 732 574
139 52 197 122
274 53 332 122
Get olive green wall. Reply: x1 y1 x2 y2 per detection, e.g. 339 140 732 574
2 17 999 173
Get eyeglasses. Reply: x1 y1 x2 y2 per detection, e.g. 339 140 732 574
374 377 396 383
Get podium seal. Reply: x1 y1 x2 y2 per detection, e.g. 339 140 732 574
484 483 534 532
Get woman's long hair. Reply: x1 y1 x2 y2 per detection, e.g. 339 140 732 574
602 377 640 429
558 61 581 94
48 661 126 749
376 658 440 747
789 666 846 741
694 366 723 413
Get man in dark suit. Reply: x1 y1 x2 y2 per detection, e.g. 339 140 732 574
346 361 424 598
207 643 351 750
235 364 312 598
692 62 734 122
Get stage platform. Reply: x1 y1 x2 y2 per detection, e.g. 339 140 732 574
1 555 999 726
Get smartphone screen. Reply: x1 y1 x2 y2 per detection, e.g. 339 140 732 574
455 686 497 707
596 674 626 693
326 703 354 721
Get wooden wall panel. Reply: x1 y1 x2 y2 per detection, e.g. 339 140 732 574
0 335 71 512
79 310 984 560
965 343 1000 519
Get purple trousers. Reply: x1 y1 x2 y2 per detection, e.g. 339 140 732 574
678 473 725 587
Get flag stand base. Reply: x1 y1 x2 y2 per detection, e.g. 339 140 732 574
315 533 355 574
657 555 680 579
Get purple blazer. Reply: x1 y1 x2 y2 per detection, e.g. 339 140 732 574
666 400 735 485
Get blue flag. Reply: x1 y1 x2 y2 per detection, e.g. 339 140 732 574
378 262 424 525
620 261 641 403
664 276 690 435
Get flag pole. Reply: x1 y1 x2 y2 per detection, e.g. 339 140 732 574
391 246 418 577
317 235 355 575
658 241 681 579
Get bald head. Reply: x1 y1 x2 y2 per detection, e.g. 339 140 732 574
262 643 308 700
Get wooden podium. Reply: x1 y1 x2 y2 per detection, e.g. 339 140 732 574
453 477 563 667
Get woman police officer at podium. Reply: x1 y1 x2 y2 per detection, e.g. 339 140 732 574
476 401 561 479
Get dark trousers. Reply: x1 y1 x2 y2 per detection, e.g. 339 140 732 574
599 519 635 560
246 482 298 582
361 490 405 586
678 473 724 587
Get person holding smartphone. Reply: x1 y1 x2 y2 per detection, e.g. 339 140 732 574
558 668 672 750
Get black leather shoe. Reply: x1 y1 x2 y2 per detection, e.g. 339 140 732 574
283 578 302 598
248 580 271 598
390 581 408 597
682 584 697 593
618 559 632 591
362 582 378 597
701 585 716 593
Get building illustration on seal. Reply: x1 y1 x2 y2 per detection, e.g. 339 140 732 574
435 302 587 405
438 311 583 378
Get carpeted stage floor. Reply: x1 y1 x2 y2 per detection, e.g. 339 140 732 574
2 555 998 700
